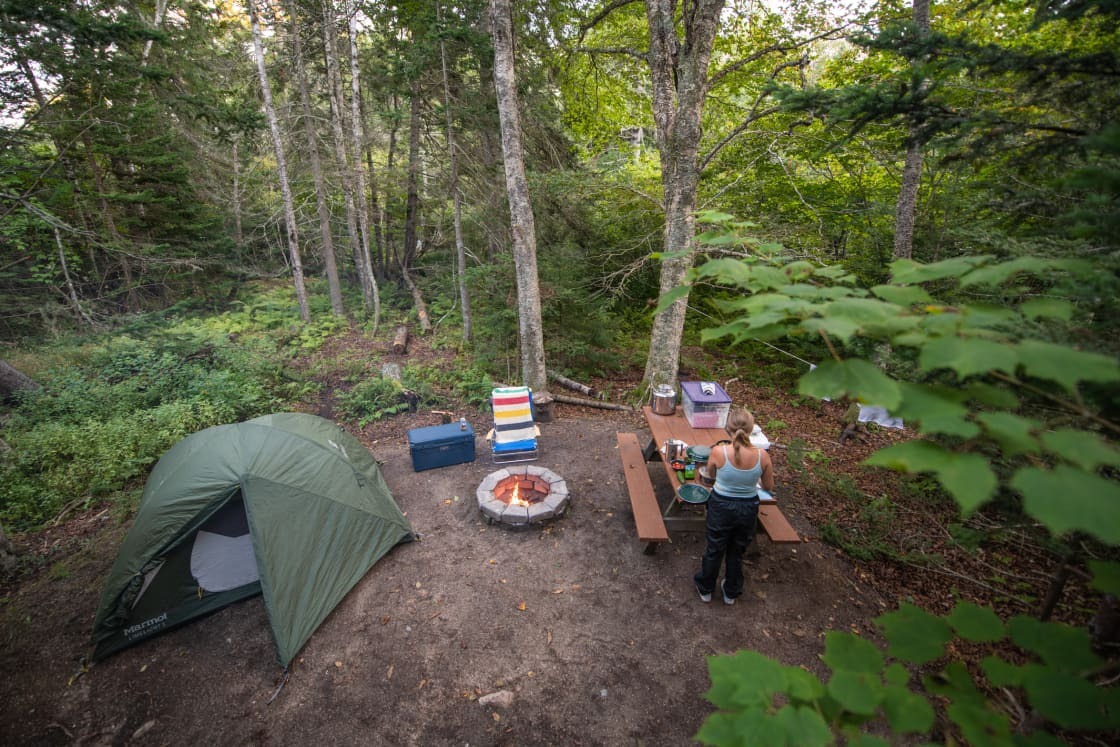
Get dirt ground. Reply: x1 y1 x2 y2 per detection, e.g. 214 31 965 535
3 331 1097 746
0 395 899 745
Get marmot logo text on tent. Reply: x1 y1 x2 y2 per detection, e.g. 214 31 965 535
123 613 167 640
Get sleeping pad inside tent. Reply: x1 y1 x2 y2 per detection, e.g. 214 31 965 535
90 413 414 666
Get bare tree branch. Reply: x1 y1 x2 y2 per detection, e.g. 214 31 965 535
579 0 642 40
700 105 781 172
708 23 850 89
576 45 648 62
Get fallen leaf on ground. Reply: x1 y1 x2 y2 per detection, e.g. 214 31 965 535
334 660 343 668
551 588 564 594
386 664 394 680
517 601 526 611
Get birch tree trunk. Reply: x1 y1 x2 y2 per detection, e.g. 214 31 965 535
321 0 372 313
289 0 345 316
641 0 725 389
438 1 472 342
346 0 380 332
249 0 310 322
232 136 244 246
893 0 932 260
488 0 548 394
402 79 423 270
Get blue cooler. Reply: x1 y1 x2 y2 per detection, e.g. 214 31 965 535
408 422 476 471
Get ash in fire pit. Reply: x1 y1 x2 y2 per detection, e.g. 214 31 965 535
477 465 569 526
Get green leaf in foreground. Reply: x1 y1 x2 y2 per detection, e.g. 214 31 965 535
1007 616 1101 673
822 630 884 673
1021 667 1120 730
918 336 1018 379
881 684 935 734
947 601 1004 642
1019 297 1074 321
974 412 1041 457
1040 429 1120 470
865 441 997 514
1015 339 1120 394
1011 465 1120 544
705 650 785 710
827 670 882 715
799 359 901 410
894 382 978 438
877 603 953 665
1088 560 1120 595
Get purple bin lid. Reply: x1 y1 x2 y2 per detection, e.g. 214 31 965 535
680 381 731 404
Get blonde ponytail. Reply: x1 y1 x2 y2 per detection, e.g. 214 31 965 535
725 409 755 461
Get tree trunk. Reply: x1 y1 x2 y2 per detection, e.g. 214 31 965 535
401 265 432 334
438 1 472 342
321 0 373 314
893 0 932 260
0 360 39 401
249 0 310 322
232 136 244 246
641 0 725 390
402 79 423 269
54 227 100 328
289 0 345 317
392 326 409 354
548 370 597 398
488 0 548 395
346 0 380 332
382 92 401 268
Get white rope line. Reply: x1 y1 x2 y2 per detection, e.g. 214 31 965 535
686 303 816 368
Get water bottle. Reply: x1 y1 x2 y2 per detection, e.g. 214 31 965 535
459 417 467 431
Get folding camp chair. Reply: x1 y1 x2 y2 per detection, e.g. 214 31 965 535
486 386 540 463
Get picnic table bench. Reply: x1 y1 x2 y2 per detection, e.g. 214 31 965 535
616 405 802 553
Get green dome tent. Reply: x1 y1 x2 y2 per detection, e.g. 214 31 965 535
90 413 414 666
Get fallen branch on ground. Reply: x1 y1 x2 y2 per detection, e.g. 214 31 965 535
547 371 598 398
552 393 631 411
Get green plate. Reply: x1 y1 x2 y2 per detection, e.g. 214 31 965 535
687 445 711 463
677 484 710 504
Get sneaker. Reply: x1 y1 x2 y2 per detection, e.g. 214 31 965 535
696 583 712 603
721 580 735 606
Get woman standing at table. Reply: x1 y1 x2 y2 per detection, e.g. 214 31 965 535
694 408 774 605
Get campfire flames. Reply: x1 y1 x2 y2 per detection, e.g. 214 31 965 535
494 476 548 507
478 466 568 526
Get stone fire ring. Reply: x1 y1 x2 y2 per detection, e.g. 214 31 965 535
477 465 569 526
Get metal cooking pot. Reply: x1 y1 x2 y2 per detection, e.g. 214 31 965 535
651 384 677 415
664 439 687 461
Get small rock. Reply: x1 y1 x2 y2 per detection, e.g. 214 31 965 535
132 720 157 740
478 689 514 708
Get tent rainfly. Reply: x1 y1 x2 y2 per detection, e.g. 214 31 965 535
90 413 414 666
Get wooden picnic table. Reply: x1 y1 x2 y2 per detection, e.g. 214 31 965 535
639 405 801 546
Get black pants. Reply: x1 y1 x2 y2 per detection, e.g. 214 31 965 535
693 493 759 599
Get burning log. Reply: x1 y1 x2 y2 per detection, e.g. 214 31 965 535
547 370 597 398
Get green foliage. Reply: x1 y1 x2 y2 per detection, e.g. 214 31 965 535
335 377 410 426
691 212 1118 743
0 313 309 531
700 602 1120 746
